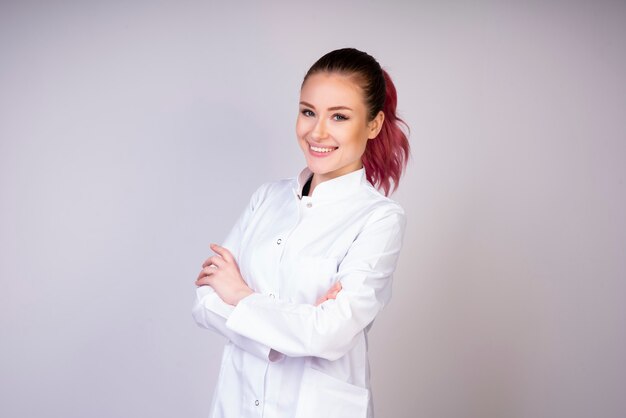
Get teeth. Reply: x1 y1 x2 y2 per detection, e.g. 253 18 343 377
310 145 336 153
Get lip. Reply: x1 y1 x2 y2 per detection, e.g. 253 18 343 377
307 142 338 158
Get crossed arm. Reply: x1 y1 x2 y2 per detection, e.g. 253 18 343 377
195 243 342 307
192 209 403 362
192 183 404 361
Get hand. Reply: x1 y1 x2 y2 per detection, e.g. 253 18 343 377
195 243 254 306
315 281 342 306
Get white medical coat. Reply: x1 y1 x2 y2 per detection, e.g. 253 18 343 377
192 167 406 418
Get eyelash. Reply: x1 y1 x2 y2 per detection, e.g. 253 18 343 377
300 109 349 121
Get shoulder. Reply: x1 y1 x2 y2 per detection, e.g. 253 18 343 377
248 176 297 208
359 181 406 225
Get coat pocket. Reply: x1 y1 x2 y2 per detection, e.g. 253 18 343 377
294 366 369 418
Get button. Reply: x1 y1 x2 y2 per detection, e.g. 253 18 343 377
255 400 260 406
276 238 282 245
306 202 313 208
269 293 275 298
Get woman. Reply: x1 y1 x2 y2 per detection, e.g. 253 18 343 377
193 47 410 418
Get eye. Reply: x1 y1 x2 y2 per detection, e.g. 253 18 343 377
301 109 315 117
332 113 349 121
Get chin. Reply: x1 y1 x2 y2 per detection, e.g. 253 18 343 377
305 159 330 175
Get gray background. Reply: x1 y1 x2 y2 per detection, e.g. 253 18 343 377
1 1 625 417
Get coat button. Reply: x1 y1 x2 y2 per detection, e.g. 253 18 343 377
255 400 260 406
276 238 282 245
306 202 313 208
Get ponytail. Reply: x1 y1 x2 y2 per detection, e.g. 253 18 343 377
361 70 410 196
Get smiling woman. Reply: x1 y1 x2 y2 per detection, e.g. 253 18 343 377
297 72 385 190
192 48 410 418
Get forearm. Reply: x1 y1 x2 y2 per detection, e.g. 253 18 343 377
226 282 384 361
192 286 273 361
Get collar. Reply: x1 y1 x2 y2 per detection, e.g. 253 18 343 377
294 167 367 200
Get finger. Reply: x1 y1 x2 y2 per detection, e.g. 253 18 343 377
202 255 224 269
195 276 212 287
197 265 217 280
210 243 234 263
196 272 214 284
322 282 340 296
202 255 224 268
201 264 220 276
326 282 342 300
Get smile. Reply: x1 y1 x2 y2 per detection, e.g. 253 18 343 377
310 145 338 153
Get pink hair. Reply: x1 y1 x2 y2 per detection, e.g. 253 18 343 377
361 70 410 196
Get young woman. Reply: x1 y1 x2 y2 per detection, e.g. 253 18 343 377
193 48 410 418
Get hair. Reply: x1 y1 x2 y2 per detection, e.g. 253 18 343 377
302 48 410 196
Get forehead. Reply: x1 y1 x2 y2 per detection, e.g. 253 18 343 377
300 72 366 108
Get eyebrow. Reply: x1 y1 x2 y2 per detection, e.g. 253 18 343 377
299 101 353 112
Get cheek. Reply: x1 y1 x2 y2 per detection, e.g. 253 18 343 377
347 127 369 151
295 116 310 139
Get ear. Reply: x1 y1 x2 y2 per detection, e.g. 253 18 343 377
367 111 385 139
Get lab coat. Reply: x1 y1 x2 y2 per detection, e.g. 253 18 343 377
193 167 406 418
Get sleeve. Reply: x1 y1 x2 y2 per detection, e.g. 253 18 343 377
191 184 273 361
224 206 406 362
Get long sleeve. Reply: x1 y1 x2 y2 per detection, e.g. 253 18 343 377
191 184 273 361
224 207 406 361
192 286 272 360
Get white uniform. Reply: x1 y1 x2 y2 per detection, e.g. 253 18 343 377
193 167 406 418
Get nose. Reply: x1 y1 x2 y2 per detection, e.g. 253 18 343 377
311 118 329 140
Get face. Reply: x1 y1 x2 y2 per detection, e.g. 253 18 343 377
296 72 384 185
